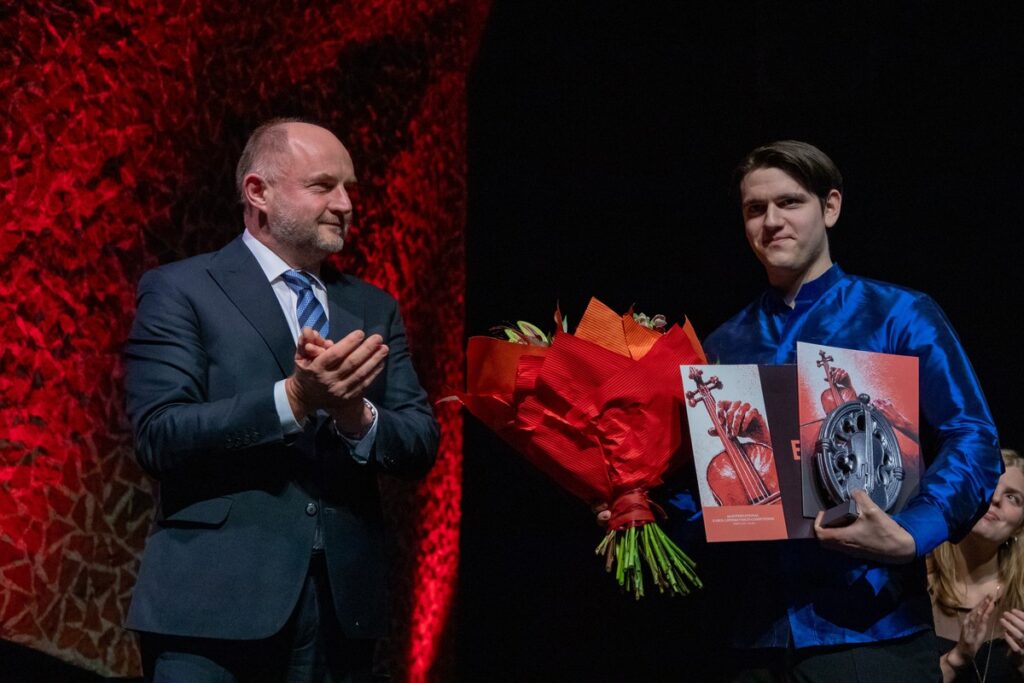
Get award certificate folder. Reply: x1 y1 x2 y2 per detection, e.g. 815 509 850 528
681 343 921 542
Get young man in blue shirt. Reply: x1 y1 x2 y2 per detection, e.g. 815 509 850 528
698 140 1001 681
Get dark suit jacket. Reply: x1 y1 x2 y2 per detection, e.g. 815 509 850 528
124 235 438 640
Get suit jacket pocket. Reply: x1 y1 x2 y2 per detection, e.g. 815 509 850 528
158 496 233 528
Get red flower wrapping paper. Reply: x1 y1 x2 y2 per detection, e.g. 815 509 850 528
457 299 707 596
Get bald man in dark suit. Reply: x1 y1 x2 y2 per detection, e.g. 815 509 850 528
125 119 438 682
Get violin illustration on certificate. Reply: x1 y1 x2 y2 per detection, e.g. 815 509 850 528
681 343 922 542
797 342 923 530
685 367 781 507
682 364 791 542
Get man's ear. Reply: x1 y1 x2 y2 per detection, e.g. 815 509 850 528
243 173 270 211
823 189 842 228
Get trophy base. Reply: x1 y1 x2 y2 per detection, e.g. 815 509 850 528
820 498 860 528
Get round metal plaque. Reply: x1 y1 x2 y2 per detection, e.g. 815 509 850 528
815 394 904 511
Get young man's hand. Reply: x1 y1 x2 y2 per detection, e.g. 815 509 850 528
814 489 915 563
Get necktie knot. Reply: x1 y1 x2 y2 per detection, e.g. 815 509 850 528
281 270 314 294
280 270 329 338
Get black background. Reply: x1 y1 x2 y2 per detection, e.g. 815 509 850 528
460 1 1023 680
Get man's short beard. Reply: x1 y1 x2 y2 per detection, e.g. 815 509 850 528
269 211 345 255
312 229 345 254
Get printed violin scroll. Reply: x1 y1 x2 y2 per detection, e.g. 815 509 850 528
685 367 781 507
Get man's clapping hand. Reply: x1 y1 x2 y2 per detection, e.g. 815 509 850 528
285 328 387 434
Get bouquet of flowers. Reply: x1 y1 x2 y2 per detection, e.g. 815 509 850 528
453 298 706 598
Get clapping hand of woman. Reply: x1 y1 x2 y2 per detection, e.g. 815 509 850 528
1000 608 1024 655
944 594 997 674
1002 608 1024 679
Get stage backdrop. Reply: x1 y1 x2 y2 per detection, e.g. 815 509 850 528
0 1 489 678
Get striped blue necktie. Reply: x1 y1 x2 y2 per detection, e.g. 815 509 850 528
280 270 329 338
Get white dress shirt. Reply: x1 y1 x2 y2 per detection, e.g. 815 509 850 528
242 229 377 463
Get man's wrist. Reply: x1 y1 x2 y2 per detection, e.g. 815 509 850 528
284 376 308 423
335 398 376 439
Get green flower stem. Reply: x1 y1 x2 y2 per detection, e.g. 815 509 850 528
594 522 702 599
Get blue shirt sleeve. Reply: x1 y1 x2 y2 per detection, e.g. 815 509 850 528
888 294 1001 556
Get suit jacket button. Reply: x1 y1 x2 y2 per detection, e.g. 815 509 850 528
305 502 318 516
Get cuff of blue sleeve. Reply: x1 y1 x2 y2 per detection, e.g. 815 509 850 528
891 503 946 558
665 489 703 523
273 379 306 435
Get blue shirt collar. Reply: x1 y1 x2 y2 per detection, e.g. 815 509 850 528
766 263 846 312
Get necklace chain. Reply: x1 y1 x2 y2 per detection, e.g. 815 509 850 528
958 606 997 683
972 636 993 683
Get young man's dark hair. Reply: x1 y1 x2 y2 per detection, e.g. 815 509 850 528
734 140 843 209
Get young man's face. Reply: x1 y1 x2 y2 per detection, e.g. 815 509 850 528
739 167 841 291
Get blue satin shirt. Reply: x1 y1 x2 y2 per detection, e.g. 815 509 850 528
688 264 1001 648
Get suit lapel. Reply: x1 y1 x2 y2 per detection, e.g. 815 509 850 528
208 236 295 377
326 278 364 343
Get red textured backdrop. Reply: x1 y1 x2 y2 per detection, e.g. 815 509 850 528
0 1 489 678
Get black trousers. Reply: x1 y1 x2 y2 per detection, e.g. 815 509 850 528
727 629 941 683
140 554 375 683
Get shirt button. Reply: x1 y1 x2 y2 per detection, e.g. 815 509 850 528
305 502 318 516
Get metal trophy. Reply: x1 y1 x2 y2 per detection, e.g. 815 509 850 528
814 351 904 527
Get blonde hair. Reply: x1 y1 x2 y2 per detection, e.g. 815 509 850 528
929 449 1024 615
